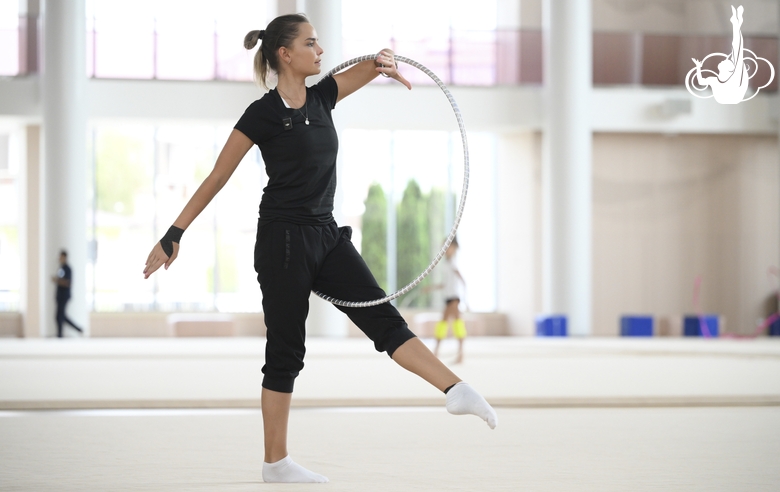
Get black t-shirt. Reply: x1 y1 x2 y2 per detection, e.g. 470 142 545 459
56 264 71 301
234 76 339 225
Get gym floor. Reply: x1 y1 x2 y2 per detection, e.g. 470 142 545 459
2 337 779 491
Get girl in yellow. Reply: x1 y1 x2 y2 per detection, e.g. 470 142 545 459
433 237 466 363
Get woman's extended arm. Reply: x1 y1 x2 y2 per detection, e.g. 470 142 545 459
143 129 254 278
333 50 411 103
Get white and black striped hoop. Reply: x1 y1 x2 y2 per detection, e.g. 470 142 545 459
314 54 470 308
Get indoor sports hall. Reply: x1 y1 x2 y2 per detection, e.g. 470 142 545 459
1 1 779 490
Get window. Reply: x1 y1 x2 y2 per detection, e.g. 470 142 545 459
88 124 497 313
86 0 265 80
0 130 21 310
341 129 497 311
0 1 19 76
342 0 498 86
88 123 264 312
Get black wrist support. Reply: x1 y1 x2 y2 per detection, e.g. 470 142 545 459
160 226 184 258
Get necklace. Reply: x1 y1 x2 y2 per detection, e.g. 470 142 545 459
277 87 309 125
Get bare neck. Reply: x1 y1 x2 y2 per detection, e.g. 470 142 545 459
275 72 308 104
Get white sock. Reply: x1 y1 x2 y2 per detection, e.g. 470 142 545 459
262 455 328 483
445 382 498 429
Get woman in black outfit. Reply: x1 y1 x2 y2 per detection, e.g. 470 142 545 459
144 13 496 483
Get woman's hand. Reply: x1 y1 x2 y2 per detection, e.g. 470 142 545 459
376 50 412 90
143 241 179 279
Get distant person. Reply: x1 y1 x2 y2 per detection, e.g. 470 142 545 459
52 250 83 338
431 238 466 363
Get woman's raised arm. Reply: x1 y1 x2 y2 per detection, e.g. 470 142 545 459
333 50 411 103
143 129 254 278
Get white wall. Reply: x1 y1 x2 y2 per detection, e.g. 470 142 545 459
496 132 542 335
592 133 779 335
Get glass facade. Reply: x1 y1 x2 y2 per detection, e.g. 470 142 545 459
342 129 496 312
0 2 20 76
85 0 265 80
87 124 265 312
0 129 21 310
76 124 498 313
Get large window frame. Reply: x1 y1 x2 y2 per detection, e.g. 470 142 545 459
87 122 265 313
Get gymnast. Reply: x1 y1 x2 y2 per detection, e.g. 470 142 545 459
143 13 496 484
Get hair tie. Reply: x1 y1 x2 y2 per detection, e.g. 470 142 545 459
258 30 265 40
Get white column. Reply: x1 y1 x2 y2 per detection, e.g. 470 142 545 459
302 0 348 337
303 0 342 82
496 133 539 335
542 0 592 335
41 0 88 336
275 0 302 16
21 125 41 338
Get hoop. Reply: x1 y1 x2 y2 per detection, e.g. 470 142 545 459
312 54 470 308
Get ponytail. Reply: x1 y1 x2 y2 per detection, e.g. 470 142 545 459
244 14 308 89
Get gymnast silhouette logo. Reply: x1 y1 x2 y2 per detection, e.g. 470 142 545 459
685 5 774 104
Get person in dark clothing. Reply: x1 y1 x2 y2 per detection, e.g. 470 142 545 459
143 13 496 484
52 250 83 337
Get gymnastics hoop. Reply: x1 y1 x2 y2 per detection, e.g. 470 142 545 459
313 54 470 308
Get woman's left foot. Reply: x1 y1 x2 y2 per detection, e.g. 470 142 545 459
262 456 328 483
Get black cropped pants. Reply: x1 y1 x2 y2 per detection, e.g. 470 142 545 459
254 220 416 393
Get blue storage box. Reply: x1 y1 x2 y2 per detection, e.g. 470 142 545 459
683 315 719 337
769 316 780 337
620 316 653 337
536 315 567 337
